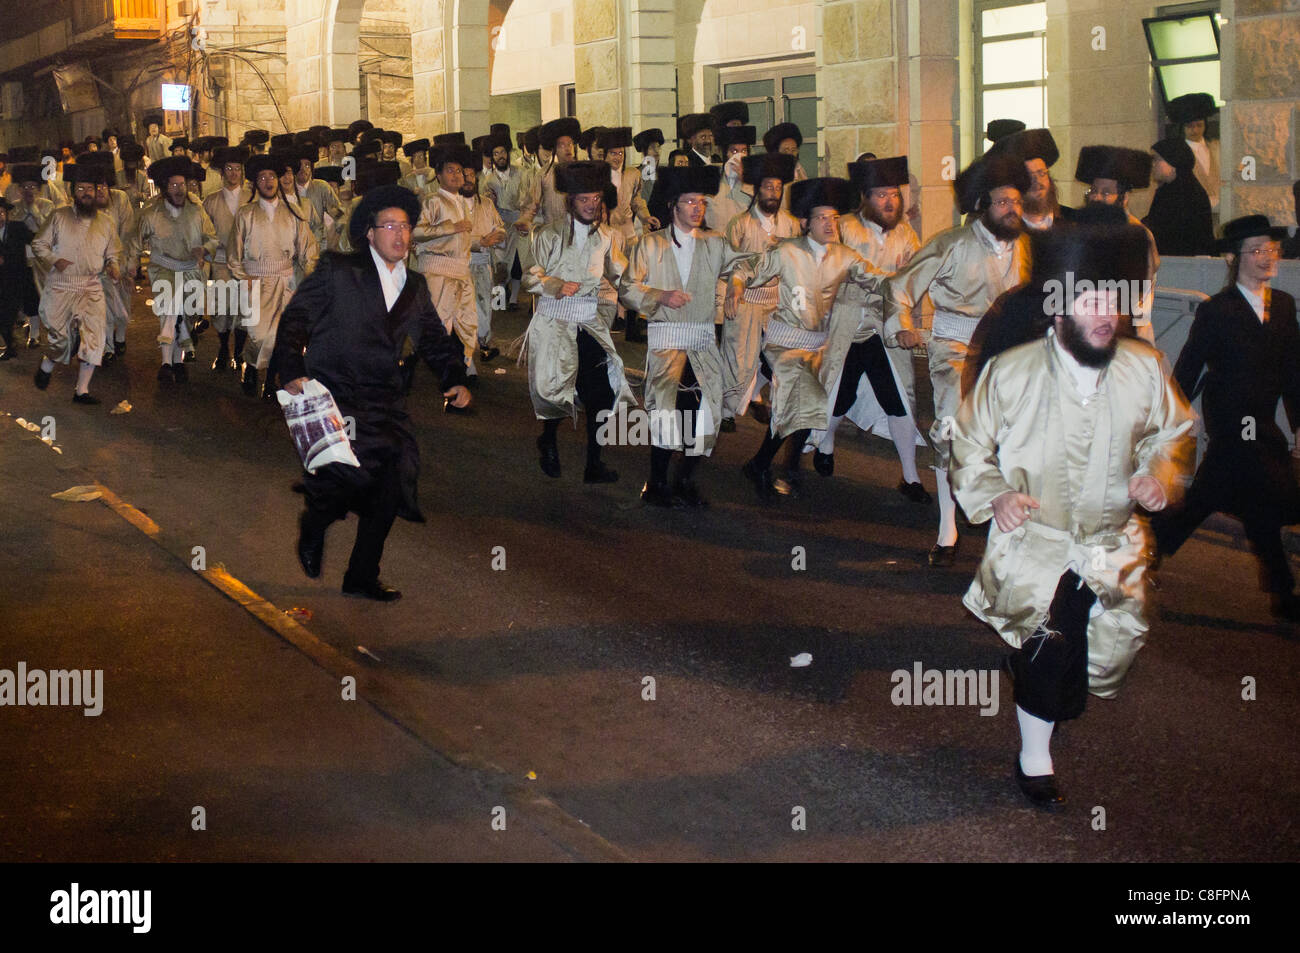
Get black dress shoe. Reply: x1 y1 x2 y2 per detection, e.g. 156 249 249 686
100 349 115 365
773 468 803 498
71 392 100 405
1015 760 1065 810
537 436 561 478
34 366 50 390
671 478 708 508
583 461 619 484
813 450 834 476
464 373 479 390
26 338 40 349
640 481 678 507
297 512 324 579
742 459 775 502
898 479 933 503
719 416 736 433
0 347 13 361
114 340 126 357
173 362 189 383
157 364 175 383
478 346 500 362
342 578 402 601
928 541 958 567
241 365 259 396
748 402 771 425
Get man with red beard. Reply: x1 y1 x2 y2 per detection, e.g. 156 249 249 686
884 153 1031 566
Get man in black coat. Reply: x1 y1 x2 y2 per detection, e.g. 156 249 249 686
0 197 35 360
1142 138 1214 256
1151 215 1300 621
275 185 472 602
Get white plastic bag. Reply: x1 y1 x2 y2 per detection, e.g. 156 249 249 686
277 379 362 474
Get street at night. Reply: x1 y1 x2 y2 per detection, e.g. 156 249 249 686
2 298 1296 864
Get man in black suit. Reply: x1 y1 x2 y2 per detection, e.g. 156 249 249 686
0 197 35 360
1152 215 1300 621
275 185 472 602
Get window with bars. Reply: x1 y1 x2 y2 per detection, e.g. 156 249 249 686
974 0 1047 154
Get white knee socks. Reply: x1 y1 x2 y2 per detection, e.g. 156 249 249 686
889 416 920 485
1017 704 1055 776
75 361 94 396
935 467 958 546
818 414 844 454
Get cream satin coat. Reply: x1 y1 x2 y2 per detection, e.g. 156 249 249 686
951 332 1194 697
521 217 635 420
137 198 219 345
228 199 319 370
620 228 755 454
722 205 801 416
31 206 122 364
741 237 885 437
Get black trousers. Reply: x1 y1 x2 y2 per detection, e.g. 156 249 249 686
302 453 403 587
833 335 906 418
1152 443 1298 595
575 326 616 419
650 358 701 485
0 293 19 348
1010 570 1097 722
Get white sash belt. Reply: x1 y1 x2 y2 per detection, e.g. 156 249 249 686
536 295 599 324
930 308 980 344
765 321 827 351
242 260 294 278
419 253 471 279
648 321 715 351
468 250 491 267
150 251 200 272
743 283 779 305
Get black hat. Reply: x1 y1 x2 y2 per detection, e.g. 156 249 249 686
985 119 1026 143
709 101 749 126
379 130 402 147
602 182 618 211
471 135 491 157
296 144 318 166
169 137 190 153
954 152 1033 214
353 138 382 160
147 156 194 187
1074 146 1152 192
119 142 146 164
677 113 714 142
523 125 541 154
313 166 344 186
354 160 402 196
990 127 1059 168
848 155 909 193
1029 202 1149 291
578 126 605 153
212 146 246 169
450 143 478 172
762 122 803 153
243 129 271 146
292 131 315 147
485 127 512 155
402 138 430 158
143 113 164 129
742 152 797 187
1217 215 1288 255
489 122 511 141
555 160 610 195
327 128 350 145
270 133 295 152
68 160 109 186
10 163 43 184
1151 137 1195 174
651 165 723 208
633 128 664 154
347 119 374 139
1167 92 1218 124
717 125 756 151
245 153 291 181
189 136 216 152
350 184 422 247
539 117 581 152
101 128 120 141
597 126 634 151
789 177 857 219
433 131 466 147
309 125 332 139
430 144 473 173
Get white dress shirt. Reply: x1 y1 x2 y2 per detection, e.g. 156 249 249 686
370 244 407 311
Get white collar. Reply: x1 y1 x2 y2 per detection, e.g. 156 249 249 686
1049 327 1101 398
1237 282 1267 321
807 236 827 261
164 200 183 218
974 218 1012 256
258 196 279 215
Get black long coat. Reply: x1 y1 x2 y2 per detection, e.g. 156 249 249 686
1142 172 1215 257
1173 285 1300 517
274 249 468 521
0 219 35 304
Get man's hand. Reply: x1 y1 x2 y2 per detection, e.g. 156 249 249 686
724 289 739 320
896 328 923 349
444 385 472 409
54 258 72 272
105 262 120 281
482 229 505 248
558 281 581 297
991 491 1040 533
283 376 309 396
646 216 660 230
1128 475 1166 511
514 220 531 234
658 289 691 309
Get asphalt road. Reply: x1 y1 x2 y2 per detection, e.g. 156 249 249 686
1 291 1297 863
